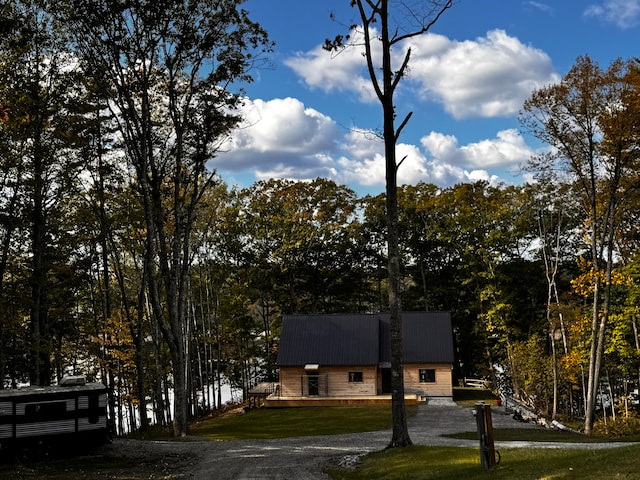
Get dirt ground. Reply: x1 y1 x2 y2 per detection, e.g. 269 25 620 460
0 403 625 480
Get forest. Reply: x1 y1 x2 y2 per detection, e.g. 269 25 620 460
1 0 640 438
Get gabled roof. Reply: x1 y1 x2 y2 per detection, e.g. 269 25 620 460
277 311 454 366
277 314 380 366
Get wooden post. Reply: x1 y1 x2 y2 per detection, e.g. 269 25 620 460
484 403 496 468
475 402 497 470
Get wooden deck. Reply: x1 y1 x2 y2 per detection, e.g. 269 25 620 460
263 393 422 408
248 382 279 408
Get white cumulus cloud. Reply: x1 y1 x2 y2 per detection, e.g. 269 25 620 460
284 32 379 103
335 128 527 188
421 129 534 170
406 29 559 118
228 97 337 155
214 97 340 181
284 28 559 119
215 97 538 189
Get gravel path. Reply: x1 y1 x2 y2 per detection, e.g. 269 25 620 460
104 402 633 479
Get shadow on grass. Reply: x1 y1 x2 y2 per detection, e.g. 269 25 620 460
189 405 418 441
446 427 640 443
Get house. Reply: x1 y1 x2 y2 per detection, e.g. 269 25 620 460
269 312 454 406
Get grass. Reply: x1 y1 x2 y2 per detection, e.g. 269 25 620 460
189 405 418 440
324 444 640 480
125 387 497 442
323 388 640 479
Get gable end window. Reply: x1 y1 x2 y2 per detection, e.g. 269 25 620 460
419 369 436 383
348 371 363 382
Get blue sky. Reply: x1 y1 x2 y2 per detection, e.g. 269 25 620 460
213 0 640 196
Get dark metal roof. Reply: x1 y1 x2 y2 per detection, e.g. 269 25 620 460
276 312 454 366
277 314 381 366
398 311 455 363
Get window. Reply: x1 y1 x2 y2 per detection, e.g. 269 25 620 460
24 401 67 421
348 371 363 382
88 394 100 424
419 369 436 383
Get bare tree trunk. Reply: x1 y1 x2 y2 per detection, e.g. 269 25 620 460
585 191 617 434
379 0 411 448
30 150 51 386
329 0 452 448
584 260 601 433
538 205 564 420
385 104 411 447
134 282 150 431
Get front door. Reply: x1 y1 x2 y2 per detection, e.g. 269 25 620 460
381 368 392 394
308 375 319 396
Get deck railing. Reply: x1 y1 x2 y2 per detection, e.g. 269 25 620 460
249 382 278 395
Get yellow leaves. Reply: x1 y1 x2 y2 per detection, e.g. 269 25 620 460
561 349 582 368
482 302 511 333
560 350 583 385
570 257 631 297
93 309 137 370
567 313 591 338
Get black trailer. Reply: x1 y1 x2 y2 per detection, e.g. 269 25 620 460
0 376 109 459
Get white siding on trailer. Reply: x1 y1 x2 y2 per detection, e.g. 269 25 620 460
0 402 11 416
77 416 107 431
16 419 75 438
0 425 11 439
79 393 107 409
15 399 76 416
16 398 76 416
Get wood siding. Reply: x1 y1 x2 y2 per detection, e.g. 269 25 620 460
403 363 453 397
279 367 307 397
279 366 377 397
279 363 452 399
324 366 377 396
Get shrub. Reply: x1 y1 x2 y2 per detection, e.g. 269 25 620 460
593 415 640 437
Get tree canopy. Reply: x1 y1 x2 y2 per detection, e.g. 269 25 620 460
1 1 640 440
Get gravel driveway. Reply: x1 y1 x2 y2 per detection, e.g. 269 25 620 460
104 402 631 479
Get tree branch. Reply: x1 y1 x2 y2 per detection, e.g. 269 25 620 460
391 0 454 45
395 111 413 142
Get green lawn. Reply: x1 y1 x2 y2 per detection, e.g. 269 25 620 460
189 405 418 440
139 390 640 480
324 444 640 480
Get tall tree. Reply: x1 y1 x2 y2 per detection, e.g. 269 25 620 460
326 0 452 448
0 1 86 386
59 0 271 436
240 178 359 314
521 56 640 434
